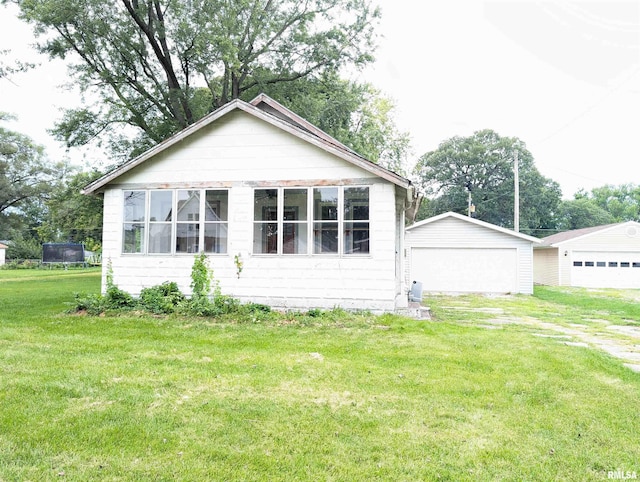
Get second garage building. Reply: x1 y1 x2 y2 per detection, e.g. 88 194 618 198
405 212 540 295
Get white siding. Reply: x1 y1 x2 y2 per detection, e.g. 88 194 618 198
101 111 403 312
557 224 640 288
405 217 535 294
533 247 559 286
113 111 377 186
0 247 5 266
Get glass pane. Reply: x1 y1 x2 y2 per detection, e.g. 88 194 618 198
283 223 308 254
206 190 228 221
344 187 369 221
254 189 278 221
149 191 173 222
284 189 307 221
253 222 278 254
177 190 200 222
176 223 200 253
123 223 145 253
313 188 338 220
344 222 369 254
204 223 228 254
124 191 146 222
313 222 338 254
148 224 172 253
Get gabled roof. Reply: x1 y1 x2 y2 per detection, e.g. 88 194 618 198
539 221 640 247
83 94 412 195
0 243 7 249
406 211 542 244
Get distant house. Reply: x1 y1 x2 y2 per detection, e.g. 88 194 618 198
405 212 541 294
83 94 415 313
0 243 7 266
534 221 640 288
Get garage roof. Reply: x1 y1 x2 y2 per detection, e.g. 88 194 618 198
406 211 541 244
540 221 640 247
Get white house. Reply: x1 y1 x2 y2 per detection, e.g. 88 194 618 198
405 212 541 294
534 221 640 288
83 94 415 313
0 243 7 266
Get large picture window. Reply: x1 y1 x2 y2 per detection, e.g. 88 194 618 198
122 189 228 255
253 186 369 256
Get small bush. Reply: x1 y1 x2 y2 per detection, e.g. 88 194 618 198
105 284 136 309
245 303 271 314
140 282 185 314
70 293 106 316
190 252 213 298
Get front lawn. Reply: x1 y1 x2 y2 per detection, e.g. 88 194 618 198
0 271 638 481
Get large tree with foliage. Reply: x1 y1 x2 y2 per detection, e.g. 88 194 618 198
0 113 63 225
10 0 381 158
251 75 411 172
38 170 104 245
414 129 562 236
555 198 615 232
575 184 640 222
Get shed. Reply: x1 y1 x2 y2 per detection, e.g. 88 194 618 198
405 212 541 294
83 94 415 313
534 221 640 288
0 243 6 266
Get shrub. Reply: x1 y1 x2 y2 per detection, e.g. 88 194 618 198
70 293 106 316
6 237 42 261
190 252 213 298
140 282 185 314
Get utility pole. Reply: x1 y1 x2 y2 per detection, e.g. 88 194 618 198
514 150 520 232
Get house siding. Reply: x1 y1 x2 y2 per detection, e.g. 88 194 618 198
556 224 640 287
533 248 559 286
405 216 535 294
101 111 402 312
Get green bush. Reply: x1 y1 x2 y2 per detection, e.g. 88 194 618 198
140 281 185 314
70 293 106 316
6 237 42 260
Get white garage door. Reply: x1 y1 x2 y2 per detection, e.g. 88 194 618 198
571 251 640 288
410 247 518 293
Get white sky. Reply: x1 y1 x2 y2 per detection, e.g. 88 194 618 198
1 1 639 198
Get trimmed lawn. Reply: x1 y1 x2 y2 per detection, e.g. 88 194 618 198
0 270 639 481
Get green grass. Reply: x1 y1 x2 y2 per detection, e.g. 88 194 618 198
1 271 639 480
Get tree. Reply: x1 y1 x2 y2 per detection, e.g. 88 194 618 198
0 48 34 80
555 198 615 231
38 170 104 244
577 184 640 222
251 75 412 172
0 113 63 223
12 0 380 157
414 129 562 236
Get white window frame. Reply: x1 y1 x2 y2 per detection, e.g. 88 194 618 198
252 186 370 257
122 188 229 255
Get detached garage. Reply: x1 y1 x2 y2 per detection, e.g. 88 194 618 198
534 221 640 288
405 212 540 295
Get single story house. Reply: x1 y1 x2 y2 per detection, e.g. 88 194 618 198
83 94 415 313
0 243 7 266
405 212 541 294
534 221 640 288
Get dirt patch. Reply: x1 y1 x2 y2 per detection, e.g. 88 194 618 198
453 306 640 371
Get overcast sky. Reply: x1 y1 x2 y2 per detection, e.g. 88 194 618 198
1 1 639 199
